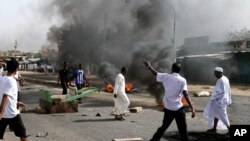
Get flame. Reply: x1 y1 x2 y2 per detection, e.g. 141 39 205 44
181 96 188 106
181 96 194 106
125 82 133 93
105 82 133 93
159 96 193 107
106 83 114 93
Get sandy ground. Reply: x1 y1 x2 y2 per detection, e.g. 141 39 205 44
188 84 250 96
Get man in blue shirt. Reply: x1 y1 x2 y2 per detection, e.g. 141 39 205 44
73 64 89 103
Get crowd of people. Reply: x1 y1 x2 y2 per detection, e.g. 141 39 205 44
0 59 232 141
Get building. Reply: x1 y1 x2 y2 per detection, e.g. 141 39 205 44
177 36 250 84
39 46 58 62
178 36 250 57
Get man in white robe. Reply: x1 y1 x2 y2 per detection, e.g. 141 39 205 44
113 67 130 120
203 67 232 133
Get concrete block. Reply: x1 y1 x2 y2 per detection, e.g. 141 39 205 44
129 107 143 113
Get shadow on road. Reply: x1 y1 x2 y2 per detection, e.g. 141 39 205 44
73 118 116 122
162 131 229 141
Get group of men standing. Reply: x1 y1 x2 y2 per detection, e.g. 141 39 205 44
58 62 89 102
111 60 231 141
0 59 232 141
143 60 232 141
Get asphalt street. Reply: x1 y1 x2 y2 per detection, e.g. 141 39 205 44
2 74 250 141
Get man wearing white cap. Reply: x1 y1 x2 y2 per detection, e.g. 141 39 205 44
203 67 232 133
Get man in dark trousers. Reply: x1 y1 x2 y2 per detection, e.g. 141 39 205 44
143 60 195 141
58 61 69 95
0 59 28 141
73 63 90 103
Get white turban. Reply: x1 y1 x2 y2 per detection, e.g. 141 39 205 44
214 67 223 73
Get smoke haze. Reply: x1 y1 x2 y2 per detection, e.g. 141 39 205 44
1 0 250 102
1 0 250 52
40 0 250 103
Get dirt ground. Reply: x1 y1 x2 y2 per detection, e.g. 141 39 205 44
188 84 250 96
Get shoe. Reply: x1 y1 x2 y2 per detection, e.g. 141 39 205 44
119 115 126 121
115 115 120 120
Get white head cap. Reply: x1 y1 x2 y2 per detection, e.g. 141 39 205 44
214 67 223 73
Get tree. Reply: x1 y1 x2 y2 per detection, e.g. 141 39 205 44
227 28 250 41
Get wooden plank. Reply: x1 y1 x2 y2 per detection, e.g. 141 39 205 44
63 87 98 102
112 138 143 141
129 107 143 113
51 95 67 100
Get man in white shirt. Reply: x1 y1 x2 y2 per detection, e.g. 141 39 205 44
203 67 231 133
113 67 130 120
144 60 195 141
0 63 4 77
0 59 27 141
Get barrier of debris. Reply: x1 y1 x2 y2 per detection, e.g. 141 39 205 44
36 87 99 114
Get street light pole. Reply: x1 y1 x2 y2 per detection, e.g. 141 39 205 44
166 3 176 62
14 40 18 57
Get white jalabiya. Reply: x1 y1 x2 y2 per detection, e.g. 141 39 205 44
203 75 232 130
113 73 130 115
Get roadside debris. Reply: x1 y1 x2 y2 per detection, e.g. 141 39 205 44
36 131 48 137
193 91 211 97
96 113 101 117
129 107 143 113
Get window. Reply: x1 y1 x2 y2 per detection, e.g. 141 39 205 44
247 41 250 48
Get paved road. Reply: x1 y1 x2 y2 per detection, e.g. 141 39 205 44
3 73 250 141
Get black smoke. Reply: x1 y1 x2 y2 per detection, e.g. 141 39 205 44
44 0 175 104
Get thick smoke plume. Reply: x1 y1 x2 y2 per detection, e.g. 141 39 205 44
44 0 175 103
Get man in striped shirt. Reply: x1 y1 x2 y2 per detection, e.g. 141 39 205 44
73 64 90 103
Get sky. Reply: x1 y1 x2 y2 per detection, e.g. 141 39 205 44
0 0 250 53
0 0 62 52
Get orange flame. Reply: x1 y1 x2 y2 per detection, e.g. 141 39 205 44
181 96 188 106
106 83 114 93
125 82 133 93
159 96 192 107
105 82 133 93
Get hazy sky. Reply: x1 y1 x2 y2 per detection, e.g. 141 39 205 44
0 0 250 52
0 0 62 52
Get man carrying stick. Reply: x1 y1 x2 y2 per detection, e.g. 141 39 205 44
143 60 195 141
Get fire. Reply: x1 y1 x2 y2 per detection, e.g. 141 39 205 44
105 82 133 93
181 96 188 106
106 83 114 93
159 96 193 105
125 82 133 93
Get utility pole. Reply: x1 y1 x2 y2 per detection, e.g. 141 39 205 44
14 40 18 57
166 3 176 62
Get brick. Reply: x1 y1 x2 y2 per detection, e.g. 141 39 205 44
129 107 143 113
